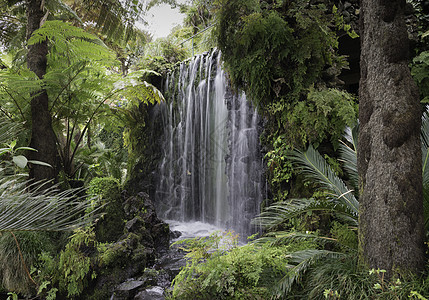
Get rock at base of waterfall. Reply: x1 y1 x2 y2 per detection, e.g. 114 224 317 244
134 286 165 300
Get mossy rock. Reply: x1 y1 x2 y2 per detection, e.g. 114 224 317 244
88 177 125 243
87 233 155 299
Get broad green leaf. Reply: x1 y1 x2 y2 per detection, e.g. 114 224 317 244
12 155 27 168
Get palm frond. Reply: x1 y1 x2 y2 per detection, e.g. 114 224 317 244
253 198 357 230
339 124 358 190
0 177 100 232
422 109 429 188
421 107 429 149
274 249 348 297
0 116 24 141
421 109 429 230
289 145 359 216
256 231 356 251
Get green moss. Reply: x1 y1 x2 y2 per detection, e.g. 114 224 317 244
88 177 125 242
98 232 147 268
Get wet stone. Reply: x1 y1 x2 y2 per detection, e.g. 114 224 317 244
134 286 165 300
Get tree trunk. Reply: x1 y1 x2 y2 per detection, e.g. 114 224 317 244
358 0 424 278
26 0 58 182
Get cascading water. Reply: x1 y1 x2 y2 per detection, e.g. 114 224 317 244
155 50 263 238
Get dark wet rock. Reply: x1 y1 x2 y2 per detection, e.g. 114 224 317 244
170 230 181 240
137 268 158 287
134 287 165 300
125 216 145 233
83 190 173 299
154 244 186 280
112 280 145 299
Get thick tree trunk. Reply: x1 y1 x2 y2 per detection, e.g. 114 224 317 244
358 0 424 278
27 0 58 182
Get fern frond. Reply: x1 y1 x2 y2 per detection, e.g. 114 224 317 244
118 80 165 106
274 249 348 296
29 20 114 63
28 20 94 45
45 0 83 24
289 145 359 216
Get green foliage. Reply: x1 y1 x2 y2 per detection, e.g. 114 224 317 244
58 229 96 297
6 292 18 300
254 117 429 297
0 232 53 296
214 0 348 109
253 126 359 296
2 20 164 183
174 0 216 55
88 176 124 242
0 140 52 174
412 50 429 103
330 221 357 251
213 0 357 211
289 144 359 218
300 256 375 299
331 5 359 39
28 20 113 62
264 135 293 201
88 176 120 201
180 0 213 33
284 87 358 147
143 37 189 64
0 177 98 232
169 231 309 300
37 228 97 298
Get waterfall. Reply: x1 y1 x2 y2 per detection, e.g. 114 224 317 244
155 50 263 238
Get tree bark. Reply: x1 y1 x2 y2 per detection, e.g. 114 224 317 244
26 0 58 182
358 0 424 278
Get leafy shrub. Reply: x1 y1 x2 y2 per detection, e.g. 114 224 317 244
88 176 121 201
88 177 124 242
36 228 98 298
169 231 313 300
412 50 429 103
